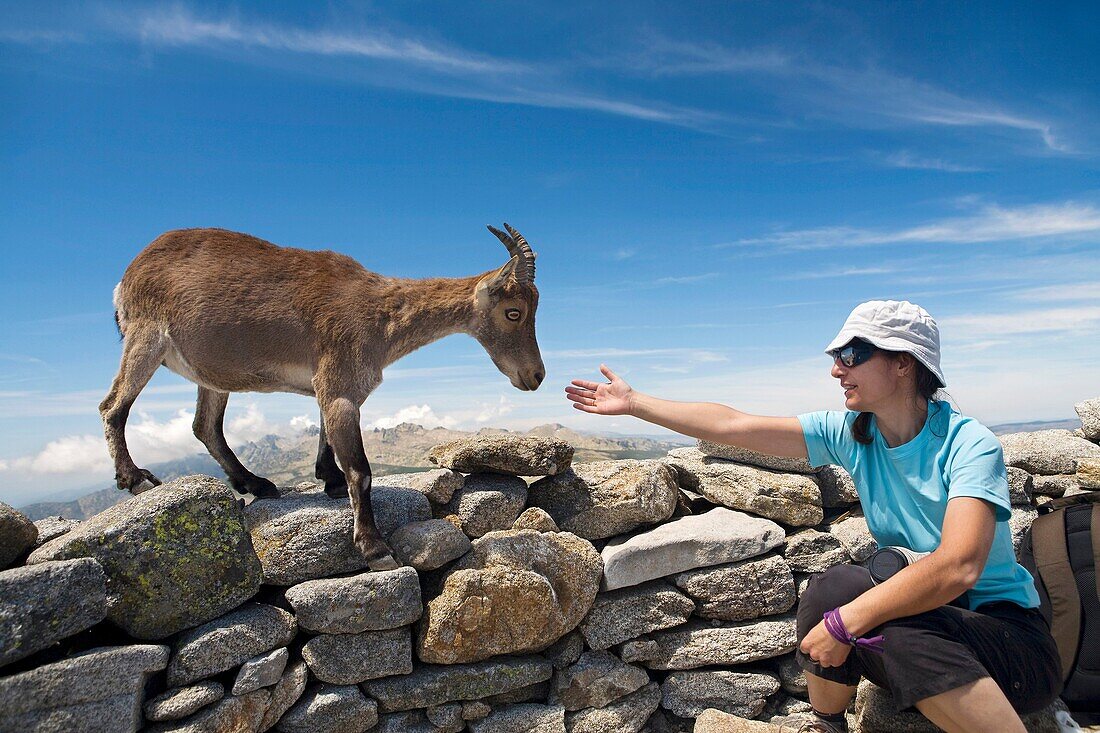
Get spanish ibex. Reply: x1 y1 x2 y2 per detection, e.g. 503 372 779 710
101 225 544 569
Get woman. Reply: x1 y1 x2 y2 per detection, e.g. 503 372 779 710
565 300 1061 733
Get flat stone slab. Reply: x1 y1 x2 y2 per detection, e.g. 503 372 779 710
827 515 877 563
816 465 860 508
694 710 784 732
619 614 797 670
0 645 169 733
167 602 297 687
0 557 107 668
999 430 1100 475
665 448 823 526
145 681 225 722
362 655 553 712
31 516 79 548
672 553 795 622
276 683 378 733
284 566 422 633
661 670 780 718
1077 458 1100 489
0 501 37 568
600 507 785 591
245 485 428 585
27 475 262 639
302 628 412 685
565 681 661 733
375 469 464 505
147 688 270 733
696 441 816 474
528 460 678 540
580 580 695 650
468 702 566 733
428 435 574 476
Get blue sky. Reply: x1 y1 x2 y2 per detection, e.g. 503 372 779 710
2 1 1098 505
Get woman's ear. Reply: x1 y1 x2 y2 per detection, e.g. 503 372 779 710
895 353 916 379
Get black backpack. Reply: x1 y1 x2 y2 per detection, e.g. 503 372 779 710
1018 495 1100 725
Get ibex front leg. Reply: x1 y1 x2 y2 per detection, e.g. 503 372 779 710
317 394 398 570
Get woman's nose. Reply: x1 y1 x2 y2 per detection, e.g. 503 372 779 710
831 360 846 378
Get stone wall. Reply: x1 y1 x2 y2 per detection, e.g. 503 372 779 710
1 398 1098 733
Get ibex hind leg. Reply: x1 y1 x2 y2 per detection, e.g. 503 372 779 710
193 386 279 499
315 413 348 498
99 324 168 494
317 395 398 571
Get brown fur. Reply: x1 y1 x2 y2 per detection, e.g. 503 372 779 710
101 227 544 568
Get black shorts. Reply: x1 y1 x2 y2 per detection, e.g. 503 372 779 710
795 564 1063 714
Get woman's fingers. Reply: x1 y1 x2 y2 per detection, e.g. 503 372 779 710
599 363 617 381
570 379 600 390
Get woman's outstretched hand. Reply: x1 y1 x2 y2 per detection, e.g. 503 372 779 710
566 364 634 416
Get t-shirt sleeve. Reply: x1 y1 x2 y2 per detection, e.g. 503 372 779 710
797 410 853 470
945 425 1011 522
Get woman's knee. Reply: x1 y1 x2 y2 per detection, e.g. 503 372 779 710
798 564 874 620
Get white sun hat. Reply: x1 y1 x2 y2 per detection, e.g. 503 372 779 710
824 300 946 388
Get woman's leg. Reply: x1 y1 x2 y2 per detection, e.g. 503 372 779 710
913 677 1027 733
796 565 876 714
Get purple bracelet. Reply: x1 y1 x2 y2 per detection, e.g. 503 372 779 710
823 608 885 654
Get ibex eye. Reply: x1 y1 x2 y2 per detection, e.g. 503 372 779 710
505 309 521 321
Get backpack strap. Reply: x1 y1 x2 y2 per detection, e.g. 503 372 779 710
1032 508 1080 682
1093 504 1100 603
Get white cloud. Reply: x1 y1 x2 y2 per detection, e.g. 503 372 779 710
882 151 982 173
653 273 721 285
727 201 1100 251
290 414 318 431
474 395 515 423
368 404 458 430
1015 283 1100 302
940 306 1100 340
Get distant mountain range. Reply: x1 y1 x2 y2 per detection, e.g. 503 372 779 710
17 423 693 521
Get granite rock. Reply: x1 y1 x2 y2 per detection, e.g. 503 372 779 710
619 615 797 670
301 627 411 685
671 553 795 621
26 476 261 639
782 529 849 573
999 430 1100 475
362 655 553 712
468 702 566 733
167 603 297 687
528 460 678 540
693 710 783 732
446 473 528 538
232 647 289 695
1076 397 1100 442
1078 457 1100 489
665 448 823 526
0 501 37 568
0 557 107 668
0 645 168 733
429 435 574 476
284 566 422 633
31 516 78 548
145 681 225 722
549 650 650 711
1010 506 1039 552
275 683 377 733
565 681 661 733
660 670 779 718
373 710 438 733
580 580 695 649
417 529 602 664
259 660 308 732
696 440 815 473
388 519 472 571
1006 467 1034 506
815 465 861 508
600 508 785 591
512 507 561 532
147 689 270 733
827 515 877 563
375 469 464 505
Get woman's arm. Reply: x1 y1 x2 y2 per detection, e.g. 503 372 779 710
566 364 808 458
800 496 996 666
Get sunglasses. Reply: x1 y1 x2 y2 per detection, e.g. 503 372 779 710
829 339 877 367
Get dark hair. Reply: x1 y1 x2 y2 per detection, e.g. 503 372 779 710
851 352 945 445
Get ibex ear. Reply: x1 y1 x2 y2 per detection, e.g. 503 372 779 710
495 255 522 283
474 255 521 308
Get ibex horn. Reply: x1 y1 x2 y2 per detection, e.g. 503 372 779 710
486 225 520 259
503 223 536 282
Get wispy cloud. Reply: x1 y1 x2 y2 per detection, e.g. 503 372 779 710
778 266 898 280
1014 282 1100 302
881 151 982 173
727 201 1100 251
941 305 1100 340
653 272 721 285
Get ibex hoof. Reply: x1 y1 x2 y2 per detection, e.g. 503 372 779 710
324 481 349 499
233 476 280 499
119 468 162 495
368 553 400 572
133 478 158 495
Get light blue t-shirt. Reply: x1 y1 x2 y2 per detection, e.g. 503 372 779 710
798 400 1039 610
